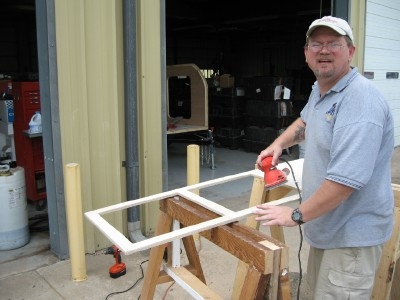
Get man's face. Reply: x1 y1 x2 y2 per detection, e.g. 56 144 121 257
304 27 355 81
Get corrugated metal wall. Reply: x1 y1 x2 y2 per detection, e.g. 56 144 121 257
54 0 126 252
136 0 163 236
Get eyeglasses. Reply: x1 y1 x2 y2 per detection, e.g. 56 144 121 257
307 42 344 53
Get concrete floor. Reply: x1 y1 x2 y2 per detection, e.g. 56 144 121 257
0 144 399 299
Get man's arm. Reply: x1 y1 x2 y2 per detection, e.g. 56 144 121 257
300 179 354 223
253 179 354 226
256 117 306 166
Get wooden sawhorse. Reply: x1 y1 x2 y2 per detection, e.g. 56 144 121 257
232 173 296 300
372 184 400 299
85 161 304 299
140 196 289 299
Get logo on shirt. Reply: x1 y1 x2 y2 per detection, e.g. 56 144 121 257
325 103 337 121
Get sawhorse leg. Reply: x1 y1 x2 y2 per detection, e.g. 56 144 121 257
140 196 287 299
140 212 208 299
372 185 400 299
140 211 173 299
232 175 293 300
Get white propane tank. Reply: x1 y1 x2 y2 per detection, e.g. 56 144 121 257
0 167 30 250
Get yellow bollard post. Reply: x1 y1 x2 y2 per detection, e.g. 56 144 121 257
187 145 200 241
65 163 87 282
187 144 200 195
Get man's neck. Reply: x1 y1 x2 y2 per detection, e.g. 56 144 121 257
317 67 352 96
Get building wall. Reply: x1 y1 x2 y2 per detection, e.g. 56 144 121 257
364 0 400 146
54 0 126 252
136 0 164 236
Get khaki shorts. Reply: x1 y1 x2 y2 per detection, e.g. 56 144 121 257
307 245 383 300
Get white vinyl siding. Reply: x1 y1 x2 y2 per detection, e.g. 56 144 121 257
364 0 400 146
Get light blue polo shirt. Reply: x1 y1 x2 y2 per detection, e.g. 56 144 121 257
300 67 394 249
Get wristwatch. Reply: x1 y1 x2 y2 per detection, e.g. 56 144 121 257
291 208 304 225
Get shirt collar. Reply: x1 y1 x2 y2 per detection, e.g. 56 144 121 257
330 67 359 93
311 67 359 95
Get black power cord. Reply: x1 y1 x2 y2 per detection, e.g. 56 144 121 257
280 157 303 300
29 214 49 232
104 259 148 300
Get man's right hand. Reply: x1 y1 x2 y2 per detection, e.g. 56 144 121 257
256 144 283 169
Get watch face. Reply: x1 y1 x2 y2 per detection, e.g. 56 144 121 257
292 208 303 224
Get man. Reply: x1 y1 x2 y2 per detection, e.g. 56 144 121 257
254 16 394 299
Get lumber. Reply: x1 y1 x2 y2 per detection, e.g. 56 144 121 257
390 186 400 300
83 159 306 299
372 186 400 299
90 194 298 255
240 266 268 299
232 177 294 300
140 197 287 299
181 233 206 283
161 197 287 274
164 266 223 300
140 211 173 300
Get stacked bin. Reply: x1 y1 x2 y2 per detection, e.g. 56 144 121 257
240 76 295 153
209 87 246 149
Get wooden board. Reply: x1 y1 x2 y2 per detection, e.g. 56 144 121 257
390 185 400 300
164 266 223 300
372 185 400 300
232 175 294 300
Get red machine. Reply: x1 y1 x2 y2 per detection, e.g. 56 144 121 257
105 245 126 278
260 156 289 189
12 81 46 203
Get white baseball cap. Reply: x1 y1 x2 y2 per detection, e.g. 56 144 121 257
306 16 354 42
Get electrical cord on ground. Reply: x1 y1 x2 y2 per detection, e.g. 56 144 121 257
29 214 49 232
162 281 176 300
86 247 109 256
104 259 148 300
160 237 202 298
280 157 303 300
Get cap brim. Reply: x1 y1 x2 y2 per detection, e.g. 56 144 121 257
306 24 347 38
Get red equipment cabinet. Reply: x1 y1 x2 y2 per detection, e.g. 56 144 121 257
12 81 46 202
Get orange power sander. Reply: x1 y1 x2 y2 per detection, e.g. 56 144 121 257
260 156 290 189
105 245 126 278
